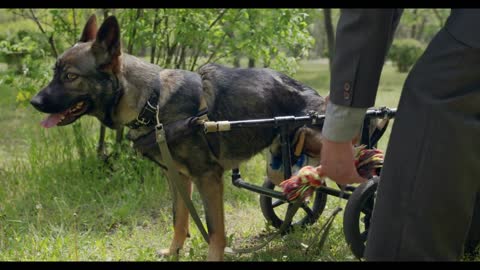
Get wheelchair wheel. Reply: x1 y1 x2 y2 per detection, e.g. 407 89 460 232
259 178 328 229
343 176 379 259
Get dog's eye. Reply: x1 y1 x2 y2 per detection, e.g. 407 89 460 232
65 73 78 81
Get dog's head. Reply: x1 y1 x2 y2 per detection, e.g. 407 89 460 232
30 15 123 128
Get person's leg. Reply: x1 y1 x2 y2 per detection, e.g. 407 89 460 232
364 28 480 261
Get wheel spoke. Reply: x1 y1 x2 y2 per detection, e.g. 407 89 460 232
272 199 287 208
300 204 314 219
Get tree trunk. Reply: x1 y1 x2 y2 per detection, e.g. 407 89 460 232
72 9 77 45
103 9 109 19
233 56 240 67
410 9 418 39
97 122 107 159
117 9 143 145
127 9 143 55
150 9 160 64
96 9 111 159
248 58 255 68
323 8 335 71
115 128 124 144
416 15 427 41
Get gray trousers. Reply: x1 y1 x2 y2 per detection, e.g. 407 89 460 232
364 28 480 260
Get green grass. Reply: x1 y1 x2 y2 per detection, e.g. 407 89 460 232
1 58 465 262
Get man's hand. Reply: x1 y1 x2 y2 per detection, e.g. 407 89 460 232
320 134 367 185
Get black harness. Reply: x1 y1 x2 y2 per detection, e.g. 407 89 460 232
125 91 160 130
126 86 211 157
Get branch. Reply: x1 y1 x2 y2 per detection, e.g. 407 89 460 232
72 9 78 45
432 9 446 28
29 9 58 58
29 9 47 34
127 9 143 54
207 8 227 31
150 8 161 64
205 9 243 64
189 8 229 71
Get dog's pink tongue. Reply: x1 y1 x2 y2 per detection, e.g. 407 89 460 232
40 113 63 128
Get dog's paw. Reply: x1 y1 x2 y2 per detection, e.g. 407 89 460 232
157 248 180 260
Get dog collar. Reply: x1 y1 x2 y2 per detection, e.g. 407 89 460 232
126 90 159 130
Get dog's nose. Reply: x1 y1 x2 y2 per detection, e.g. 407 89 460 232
30 95 45 111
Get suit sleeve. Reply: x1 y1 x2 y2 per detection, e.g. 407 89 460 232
330 8 403 108
322 9 402 142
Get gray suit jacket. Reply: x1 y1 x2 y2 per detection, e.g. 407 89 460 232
330 9 480 109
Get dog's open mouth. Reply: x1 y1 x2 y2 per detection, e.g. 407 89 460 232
40 100 90 128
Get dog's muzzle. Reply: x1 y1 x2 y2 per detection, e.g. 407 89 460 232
30 94 48 112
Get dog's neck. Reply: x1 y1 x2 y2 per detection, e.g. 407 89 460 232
112 53 163 126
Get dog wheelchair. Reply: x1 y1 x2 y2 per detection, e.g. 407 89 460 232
203 106 396 259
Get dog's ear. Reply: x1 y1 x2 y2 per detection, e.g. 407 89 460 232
79 15 97 42
92 16 121 73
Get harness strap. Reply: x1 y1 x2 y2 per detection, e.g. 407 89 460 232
155 122 210 244
150 88 319 254
195 95 210 124
126 91 159 129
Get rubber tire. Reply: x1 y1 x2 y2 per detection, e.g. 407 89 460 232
259 178 328 229
343 177 379 259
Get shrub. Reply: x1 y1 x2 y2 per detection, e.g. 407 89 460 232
388 39 425 73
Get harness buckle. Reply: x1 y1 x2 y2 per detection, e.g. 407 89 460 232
136 116 151 126
145 100 157 113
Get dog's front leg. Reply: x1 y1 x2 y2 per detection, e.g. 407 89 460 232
159 174 192 258
196 170 226 261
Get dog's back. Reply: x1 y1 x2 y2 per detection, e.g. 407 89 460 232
198 63 325 167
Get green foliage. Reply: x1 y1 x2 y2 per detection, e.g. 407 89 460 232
227 9 314 75
0 30 53 105
388 38 425 73
395 9 447 43
0 8 316 108
0 9 98 106
117 9 313 73
0 33 45 68
113 9 314 75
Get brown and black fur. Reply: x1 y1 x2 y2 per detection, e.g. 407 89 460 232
30 15 326 261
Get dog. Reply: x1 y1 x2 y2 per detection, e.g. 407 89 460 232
30 15 326 261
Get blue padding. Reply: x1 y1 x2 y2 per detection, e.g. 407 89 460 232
295 154 306 167
270 155 283 170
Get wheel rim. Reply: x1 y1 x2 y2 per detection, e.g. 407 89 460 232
343 178 379 259
359 194 375 243
260 179 327 229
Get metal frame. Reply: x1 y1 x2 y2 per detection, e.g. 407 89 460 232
204 107 397 203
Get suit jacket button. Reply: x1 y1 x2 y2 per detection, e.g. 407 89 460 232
344 82 351 91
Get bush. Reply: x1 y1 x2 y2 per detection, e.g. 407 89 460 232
0 30 53 106
0 30 49 73
388 39 425 73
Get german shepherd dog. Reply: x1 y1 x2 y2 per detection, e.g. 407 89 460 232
30 15 326 261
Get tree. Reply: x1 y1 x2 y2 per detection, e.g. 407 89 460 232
394 9 448 44
3 8 316 158
323 8 335 71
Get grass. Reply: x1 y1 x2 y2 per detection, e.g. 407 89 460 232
0 59 419 261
